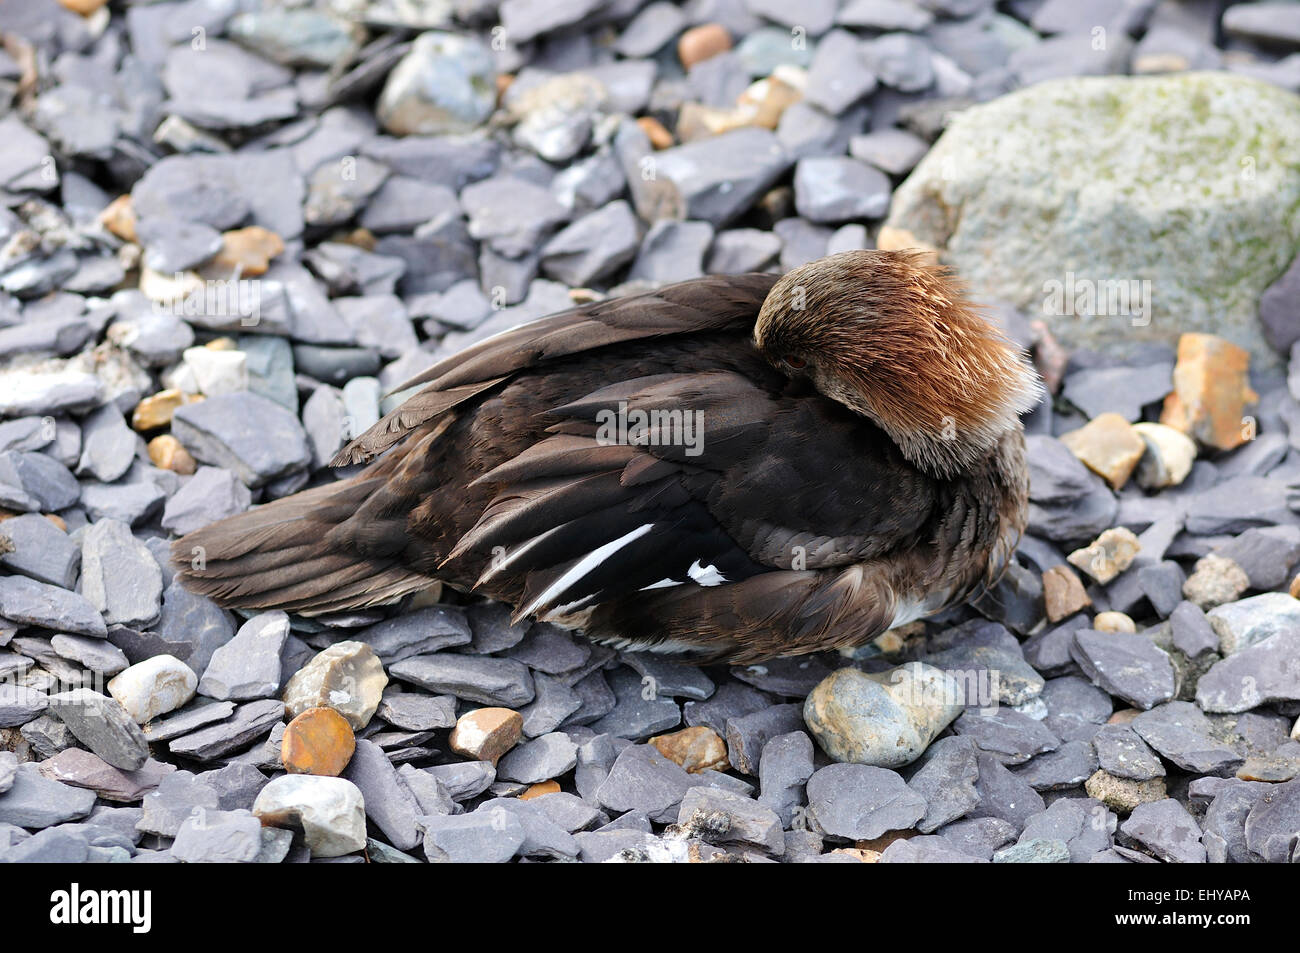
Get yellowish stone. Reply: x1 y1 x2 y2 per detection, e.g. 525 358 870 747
1160 333 1258 451
1060 413 1146 490
650 726 729 773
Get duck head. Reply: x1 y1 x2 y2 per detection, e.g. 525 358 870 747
754 249 1043 478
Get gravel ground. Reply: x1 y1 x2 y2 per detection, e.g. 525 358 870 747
0 0 1299 864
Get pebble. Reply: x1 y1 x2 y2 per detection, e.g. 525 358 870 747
1084 769 1167 815
281 640 387 730
1206 592 1300 655
1042 565 1090 622
804 663 964 767
376 32 496 136
755 730 814 827
677 786 785 855
1119 798 1206 863
171 392 311 488
168 699 285 761
1070 630 1176 710
793 157 891 222
253 774 367 858
1093 611 1136 634
282 707 355 777
160 466 251 536
199 611 290 702
1160 333 1257 451
725 702 804 775
1092 724 1165 782
0 450 80 512
679 23 733 69
0 764 97 828
596 743 695 824
37 748 173 803
421 810 524 863
806 764 926 840
1060 413 1146 490
651 726 730 774
0 512 79 589
1131 421 1196 489
906 735 980 833
496 732 578 784
389 653 534 708
47 689 150 771
449 708 524 764
1182 553 1250 610
1067 527 1140 585
1130 701 1243 776
1196 632 1300 713
1243 777 1300 863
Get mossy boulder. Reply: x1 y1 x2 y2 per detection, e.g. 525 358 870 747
884 72 1300 370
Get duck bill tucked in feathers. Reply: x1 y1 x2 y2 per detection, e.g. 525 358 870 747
172 250 1043 664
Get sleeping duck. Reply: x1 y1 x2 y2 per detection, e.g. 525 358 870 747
173 250 1043 663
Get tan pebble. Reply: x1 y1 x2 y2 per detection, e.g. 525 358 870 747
1067 527 1141 584
675 102 758 142
1107 709 1141 725
98 194 137 242
636 115 674 149
650 726 729 773
1182 553 1249 610
281 706 356 777
830 847 881 862
678 23 732 69
737 73 803 128
449 707 523 764
1131 422 1196 489
520 780 561 800
1060 413 1146 490
1290 573 1300 601
1084 768 1166 814
210 226 284 277
44 514 67 531
1093 611 1136 633
132 389 202 431
1042 564 1091 622
147 435 196 475
1160 333 1258 451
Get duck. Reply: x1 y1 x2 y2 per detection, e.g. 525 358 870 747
172 249 1043 664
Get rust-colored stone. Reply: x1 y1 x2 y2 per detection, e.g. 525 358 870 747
1042 564 1091 622
650 726 729 773
1160 333 1258 451
678 23 732 69
520 780 561 800
449 708 523 764
282 706 356 777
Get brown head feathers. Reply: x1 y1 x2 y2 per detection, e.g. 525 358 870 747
754 249 1043 477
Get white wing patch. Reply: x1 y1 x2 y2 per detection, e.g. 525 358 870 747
687 560 727 586
520 523 655 619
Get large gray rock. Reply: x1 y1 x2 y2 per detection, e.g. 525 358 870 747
884 73 1300 370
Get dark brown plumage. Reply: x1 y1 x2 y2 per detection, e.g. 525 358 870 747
173 250 1042 663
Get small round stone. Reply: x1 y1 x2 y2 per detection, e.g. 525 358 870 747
147 434 196 474
107 655 198 725
1093 611 1136 633
678 23 731 69
650 726 729 773
449 707 523 765
804 663 964 767
520 780 561 800
253 775 367 857
282 706 356 776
